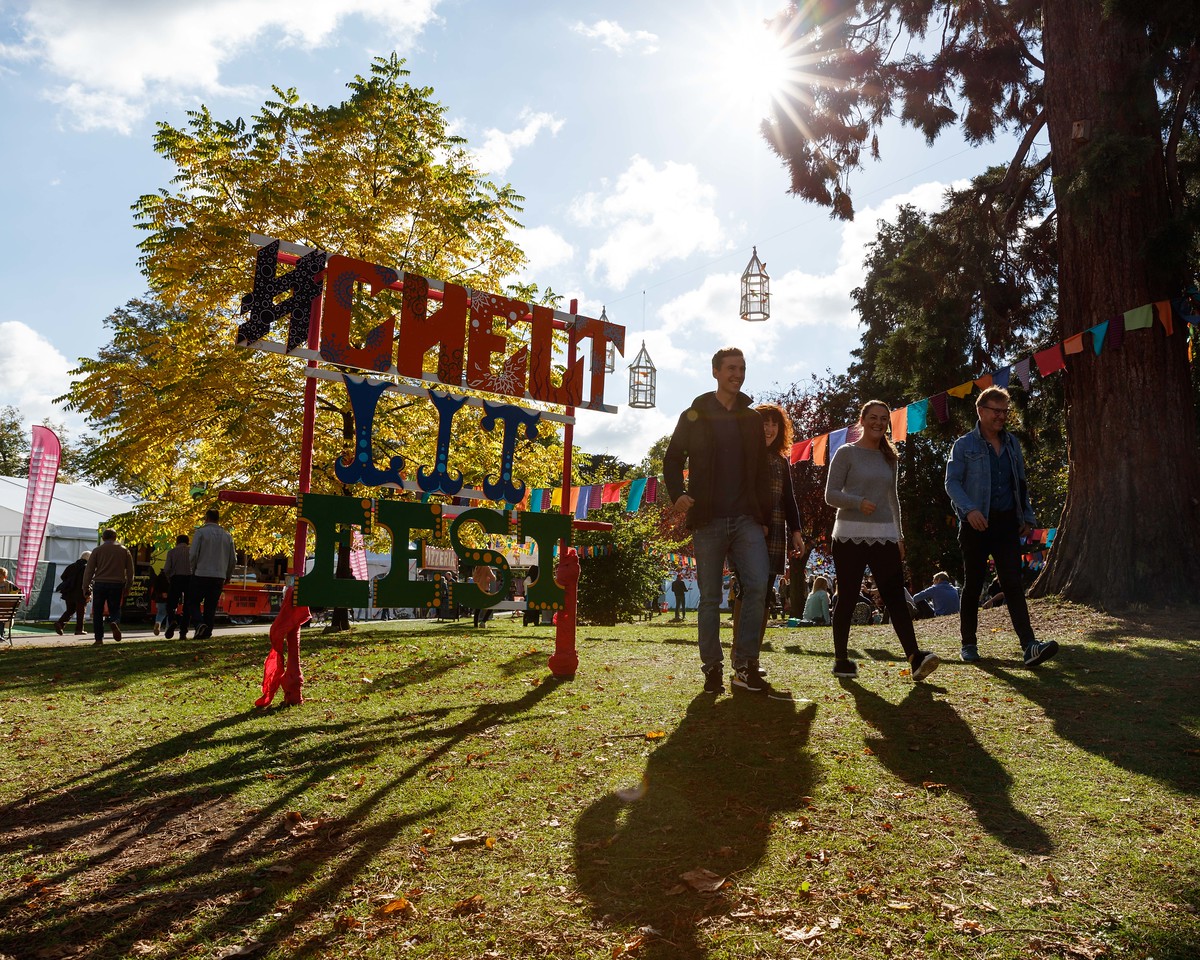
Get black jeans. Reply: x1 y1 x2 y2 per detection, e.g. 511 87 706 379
189 576 225 632
166 574 190 634
958 509 1035 648
92 581 124 642
830 539 918 662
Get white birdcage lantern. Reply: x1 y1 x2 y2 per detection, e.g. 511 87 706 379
740 246 770 321
628 340 656 409
599 307 616 372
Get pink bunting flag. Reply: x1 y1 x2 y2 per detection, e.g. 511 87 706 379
644 476 658 503
1034 343 1066 377
930 392 949 424
1013 357 1032 389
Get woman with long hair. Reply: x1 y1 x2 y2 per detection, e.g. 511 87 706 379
732 403 804 666
824 400 939 681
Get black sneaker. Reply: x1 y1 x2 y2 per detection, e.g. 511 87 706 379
165 622 175 639
732 665 767 692
703 666 724 693
750 659 767 677
1023 640 1059 667
832 659 858 679
909 650 940 681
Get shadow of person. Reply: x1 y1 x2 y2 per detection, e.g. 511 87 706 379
575 694 816 959
845 682 1053 854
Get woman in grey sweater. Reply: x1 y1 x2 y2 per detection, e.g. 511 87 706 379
824 400 939 681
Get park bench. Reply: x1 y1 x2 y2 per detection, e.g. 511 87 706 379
0 594 20 646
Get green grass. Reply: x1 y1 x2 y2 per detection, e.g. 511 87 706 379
1 602 1198 959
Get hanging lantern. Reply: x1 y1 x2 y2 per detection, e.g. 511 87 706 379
600 307 616 372
740 246 770 321
628 340 656 409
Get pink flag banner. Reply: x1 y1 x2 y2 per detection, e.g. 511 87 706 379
17 426 61 601
350 529 369 581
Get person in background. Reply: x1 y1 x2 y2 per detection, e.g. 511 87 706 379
151 566 170 635
912 571 961 619
473 564 496 627
946 386 1057 667
671 572 688 621
53 551 91 636
189 509 236 640
825 400 939 682
163 534 191 639
83 530 135 646
802 575 831 625
0 566 17 640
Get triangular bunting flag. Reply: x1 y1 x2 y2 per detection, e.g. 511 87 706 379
812 434 830 466
1062 333 1085 355
1014 357 1032 389
1107 315 1126 351
827 427 850 461
1123 304 1153 331
890 406 908 443
907 399 929 434
974 374 993 390
626 478 647 512
930 393 949 424
1155 300 1174 335
1034 343 1066 376
947 381 973 398
991 367 1011 390
1089 320 1108 355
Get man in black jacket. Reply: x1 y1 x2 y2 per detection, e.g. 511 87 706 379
664 347 772 694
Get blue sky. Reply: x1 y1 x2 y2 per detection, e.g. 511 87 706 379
0 0 1019 465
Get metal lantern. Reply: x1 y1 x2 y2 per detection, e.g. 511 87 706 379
628 340 656 409
600 307 616 372
740 246 770 321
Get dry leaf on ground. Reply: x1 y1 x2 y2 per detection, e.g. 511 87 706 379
680 868 727 893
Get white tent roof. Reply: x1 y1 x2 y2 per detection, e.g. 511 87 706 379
0 477 138 562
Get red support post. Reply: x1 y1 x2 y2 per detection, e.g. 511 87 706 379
548 300 580 678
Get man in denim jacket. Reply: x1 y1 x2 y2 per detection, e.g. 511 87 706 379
945 386 1058 668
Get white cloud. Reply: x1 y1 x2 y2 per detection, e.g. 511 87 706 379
570 156 730 288
570 20 658 56
0 321 86 435
471 109 565 176
517 225 574 277
572 404 675 466
4 0 443 133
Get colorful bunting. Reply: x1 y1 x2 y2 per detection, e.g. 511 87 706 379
1063 333 1085 355
644 476 658 503
974 374 993 390
575 486 591 519
947 381 974 398
890 406 908 443
790 438 813 463
991 367 1011 390
1123 304 1153 331
812 434 830 466
1013 357 1031 390
1034 344 1065 376
827 427 850 461
1089 320 1109 355
929 393 949 424
1155 300 1174 335
1107 315 1126 351
626 477 647 512
906 399 929 434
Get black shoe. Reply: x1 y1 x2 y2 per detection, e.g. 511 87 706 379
703 666 724 694
54 622 65 636
750 659 767 677
1023 640 1059 667
732 665 767 693
111 623 122 642
832 659 858 679
165 622 175 639
92 639 102 646
909 650 940 681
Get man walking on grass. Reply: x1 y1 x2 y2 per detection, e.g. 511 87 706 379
188 508 236 640
82 530 134 646
664 347 773 695
945 386 1058 667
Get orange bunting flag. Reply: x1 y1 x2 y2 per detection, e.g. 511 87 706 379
890 406 908 443
974 374 993 390
1034 343 1066 376
1155 300 1174 336
1123 304 1154 331
812 433 830 466
790 439 813 463
1063 333 1086 355
947 381 973 398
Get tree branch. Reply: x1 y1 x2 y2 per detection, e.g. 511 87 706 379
979 0 1044 70
1000 153 1053 236
1165 43 1200 216
994 110 1047 197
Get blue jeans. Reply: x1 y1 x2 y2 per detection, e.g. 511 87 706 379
693 514 769 671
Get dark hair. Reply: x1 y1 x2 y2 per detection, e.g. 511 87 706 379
711 346 744 370
101 529 117 541
859 400 900 469
176 534 190 545
204 508 220 523
755 402 793 455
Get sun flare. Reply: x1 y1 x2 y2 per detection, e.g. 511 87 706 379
711 17 796 115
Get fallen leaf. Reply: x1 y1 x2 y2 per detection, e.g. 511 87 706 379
215 943 262 958
612 934 646 957
954 917 985 935
450 831 490 847
680 868 727 893
450 894 485 915
376 897 415 919
780 924 823 943
645 730 666 740
922 781 948 790
263 865 292 876
887 901 915 911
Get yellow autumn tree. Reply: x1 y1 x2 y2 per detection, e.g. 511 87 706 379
63 54 568 557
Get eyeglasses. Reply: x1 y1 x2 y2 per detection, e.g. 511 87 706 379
979 406 1010 417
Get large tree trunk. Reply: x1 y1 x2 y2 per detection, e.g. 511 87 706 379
1032 1 1200 605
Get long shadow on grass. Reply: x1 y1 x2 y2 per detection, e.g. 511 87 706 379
977 636 1200 795
575 692 816 959
0 672 566 960
846 682 1052 853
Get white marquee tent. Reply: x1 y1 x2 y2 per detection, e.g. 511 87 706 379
0 477 136 565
